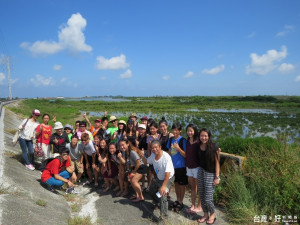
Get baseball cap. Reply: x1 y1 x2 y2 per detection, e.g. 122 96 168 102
32 109 40 116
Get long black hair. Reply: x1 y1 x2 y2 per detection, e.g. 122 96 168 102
186 124 198 141
199 128 219 172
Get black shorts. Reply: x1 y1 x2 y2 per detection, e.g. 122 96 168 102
134 165 147 174
84 155 97 169
174 167 188 185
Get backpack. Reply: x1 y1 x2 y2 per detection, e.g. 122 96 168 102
39 156 61 172
168 136 185 150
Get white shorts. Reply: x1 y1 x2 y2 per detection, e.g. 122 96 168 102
186 167 199 178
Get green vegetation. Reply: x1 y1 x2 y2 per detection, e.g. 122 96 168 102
216 137 300 224
7 96 300 144
68 216 93 225
36 199 47 207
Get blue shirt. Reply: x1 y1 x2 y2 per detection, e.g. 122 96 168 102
166 136 186 168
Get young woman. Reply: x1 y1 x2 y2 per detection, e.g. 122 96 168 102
166 123 187 213
126 119 138 147
146 121 160 191
18 109 40 170
116 139 130 197
102 143 119 192
97 137 109 187
119 139 147 202
35 113 52 160
113 120 126 145
197 128 220 224
159 117 173 152
185 124 202 214
92 135 102 187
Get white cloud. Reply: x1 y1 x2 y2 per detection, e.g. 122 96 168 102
0 72 5 84
30 74 56 87
295 75 300 82
276 25 295 37
20 13 92 55
202 64 225 75
162 76 170 80
247 31 256 38
53 65 63 71
184 71 194 78
60 77 67 82
96 54 129 70
100 76 106 80
278 63 295 73
246 46 287 75
120 69 132 79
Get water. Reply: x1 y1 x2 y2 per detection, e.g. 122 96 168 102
65 97 130 102
205 108 279 114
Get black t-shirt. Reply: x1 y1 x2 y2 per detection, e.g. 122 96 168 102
197 144 219 173
160 133 170 152
50 133 70 154
138 135 147 151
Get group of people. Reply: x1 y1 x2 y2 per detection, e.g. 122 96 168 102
17 109 220 224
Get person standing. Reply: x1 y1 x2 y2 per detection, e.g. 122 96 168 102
50 122 70 156
35 113 52 160
18 109 40 170
197 128 220 224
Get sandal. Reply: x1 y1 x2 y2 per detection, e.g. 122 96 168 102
171 200 179 208
174 202 184 213
206 218 216 224
103 187 110 192
130 195 137 200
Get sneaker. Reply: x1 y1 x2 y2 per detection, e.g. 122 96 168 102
65 187 74 194
25 164 35 171
83 181 90 185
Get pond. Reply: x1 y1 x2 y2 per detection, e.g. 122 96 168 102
81 110 299 143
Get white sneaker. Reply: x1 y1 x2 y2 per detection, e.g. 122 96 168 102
26 164 35 171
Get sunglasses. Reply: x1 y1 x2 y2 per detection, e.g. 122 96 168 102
62 153 69 156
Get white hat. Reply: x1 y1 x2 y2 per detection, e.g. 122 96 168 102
109 115 117 122
138 124 146 129
54 122 63 130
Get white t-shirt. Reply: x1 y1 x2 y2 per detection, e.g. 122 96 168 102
18 119 39 140
147 151 174 181
79 141 96 156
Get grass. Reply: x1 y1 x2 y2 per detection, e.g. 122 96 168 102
64 193 77 202
215 137 300 224
71 203 80 212
0 184 9 195
68 216 93 225
36 199 47 207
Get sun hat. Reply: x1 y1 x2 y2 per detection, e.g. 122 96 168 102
94 119 101 123
129 113 137 119
118 120 127 125
141 116 148 121
64 124 73 130
32 109 40 116
138 124 146 129
109 115 117 122
54 122 63 130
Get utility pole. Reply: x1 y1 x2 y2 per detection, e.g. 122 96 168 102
6 56 12 100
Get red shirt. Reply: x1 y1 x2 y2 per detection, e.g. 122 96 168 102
41 157 70 182
36 124 52 145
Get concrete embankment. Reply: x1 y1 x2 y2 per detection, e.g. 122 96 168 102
0 102 229 225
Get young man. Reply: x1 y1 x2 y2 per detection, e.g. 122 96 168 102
83 112 102 137
41 148 75 193
107 115 118 143
50 122 70 156
66 135 84 183
79 133 98 187
76 121 93 142
141 140 175 219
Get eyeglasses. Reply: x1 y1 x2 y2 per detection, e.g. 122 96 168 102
81 139 88 142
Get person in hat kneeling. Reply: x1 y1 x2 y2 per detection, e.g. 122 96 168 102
41 148 75 193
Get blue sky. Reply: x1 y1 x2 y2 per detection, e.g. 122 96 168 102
0 0 299 98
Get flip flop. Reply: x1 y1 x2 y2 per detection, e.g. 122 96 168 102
130 195 137 200
132 198 144 203
197 217 208 223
